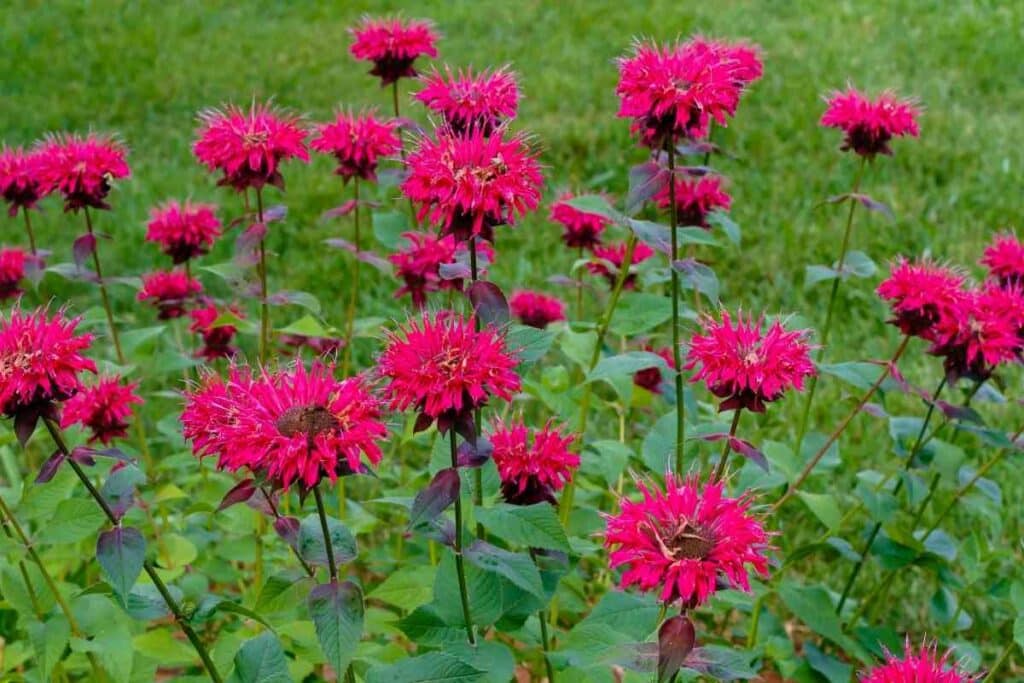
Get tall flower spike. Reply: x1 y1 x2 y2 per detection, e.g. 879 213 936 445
587 242 655 290
401 127 543 242
877 258 966 341
490 419 579 505
379 311 520 434
145 200 222 264
0 146 48 217
310 110 401 183
550 192 612 250
509 290 566 329
981 232 1024 288
60 375 143 444
820 87 920 158
0 307 96 419
859 641 976 683
35 133 130 212
137 271 203 320
0 247 27 300
193 102 309 192
685 311 816 413
604 474 771 607
654 174 732 229
414 66 520 136
349 16 439 86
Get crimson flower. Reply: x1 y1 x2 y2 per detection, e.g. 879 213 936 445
0 307 95 419
821 87 920 157
310 110 400 183
0 146 48 217
35 133 130 212
587 242 655 290
415 66 519 135
859 642 975 683
686 311 816 412
981 232 1024 288
145 200 222 264
509 290 566 329
193 102 309 192
349 16 439 86
0 247 27 300
929 283 1024 382
633 345 676 394
489 419 578 505
401 127 543 242
280 334 345 357
550 192 611 250
189 303 242 360
379 311 520 434
182 363 385 489
690 36 764 88
60 375 143 444
877 259 966 340
604 474 771 607
617 40 743 149
654 174 732 229
137 271 202 319
389 231 490 308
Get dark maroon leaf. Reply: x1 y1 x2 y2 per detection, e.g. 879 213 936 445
80 446 131 462
457 436 493 468
413 413 433 433
322 201 357 220
13 408 39 448
626 161 669 215
936 400 984 424
468 281 510 328
218 478 258 512
274 516 301 550
453 411 477 446
35 451 66 484
409 468 460 530
262 205 288 223
69 447 96 466
72 233 97 268
850 193 894 219
658 615 696 683
439 261 472 281
728 437 769 471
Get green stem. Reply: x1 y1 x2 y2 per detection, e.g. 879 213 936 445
468 237 485 540
43 418 223 682
575 246 584 320
449 430 476 645
983 633 1016 682
794 156 867 457
84 207 125 365
746 593 766 648
341 178 361 377
313 483 338 582
23 208 37 255
529 550 556 682
712 409 742 481
255 188 269 364
667 144 686 476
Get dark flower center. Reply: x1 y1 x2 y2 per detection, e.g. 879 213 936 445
667 522 716 560
276 404 339 439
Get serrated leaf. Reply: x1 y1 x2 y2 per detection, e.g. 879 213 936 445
308 581 364 679
228 631 293 683
298 514 357 568
464 540 545 600
797 492 842 532
46 498 106 544
475 503 570 552
276 314 328 338
778 583 870 663
588 351 670 384
369 565 435 608
409 468 460 529
366 652 485 683
96 527 146 602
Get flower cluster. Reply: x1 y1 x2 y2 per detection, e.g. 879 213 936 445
0 146 47 216
550 192 611 250
189 303 242 360
349 16 439 86
877 259 966 340
654 174 732 229
686 311 816 412
415 66 520 135
821 87 920 157
389 231 492 308
182 363 386 490
588 241 655 290
311 110 401 183
61 375 143 444
34 133 130 212
604 474 770 606
509 290 565 329
145 200 222 264
137 271 203 319
0 247 27 300
490 419 578 505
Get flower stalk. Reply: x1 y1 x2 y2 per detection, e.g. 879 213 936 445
449 430 476 645
255 187 270 364
666 144 686 476
341 178 361 376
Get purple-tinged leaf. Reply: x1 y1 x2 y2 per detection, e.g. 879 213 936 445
564 194 620 221
46 262 99 283
13 408 39 448
355 249 391 272
863 402 889 418
324 237 355 251
684 645 758 680
96 527 146 602
464 540 546 599
100 464 146 521
235 222 267 259
268 290 321 314
393 117 422 135
628 219 672 255
218 478 258 512
424 517 457 547
671 259 720 302
75 446 132 463
658 615 696 683
262 204 288 223
409 468 460 529
936 400 984 424
675 140 716 157
439 261 472 281
626 161 669 215
728 437 769 471
453 411 477 446
468 281 510 328
23 252 46 285
308 581 364 678
298 514 357 567
274 516 301 550
35 451 66 484
850 193 894 219
377 167 410 186
322 200 358 220
413 413 433 434
246 486 278 516
72 233 97 268
826 192 853 205
457 437 493 468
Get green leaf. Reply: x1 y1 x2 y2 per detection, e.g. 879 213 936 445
609 293 673 336
464 541 545 600
228 631 293 683
1014 615 1024 649
565 194 622 222
46 498 106 544
706 211 740 244
588 351 670 384
119 325 167 354
298 514 357 568
643 411 679 472
96 526 146 602
506 324 556 366
366 652 485 683
819 361 892 391
369 565 436 609
372 211 410 250
256 570 316 615
778 583 869 663
446 641 515 683
796 492 842 532
308 581 364 679
475 503 571 552
276 314 329 337
580 590 660 640
133 627 198 665
29 615 70 681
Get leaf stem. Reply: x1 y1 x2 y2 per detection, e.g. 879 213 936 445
261 485 315 577
449 430 477 645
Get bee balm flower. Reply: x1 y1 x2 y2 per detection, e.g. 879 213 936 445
35 133 130 212
859 642 975 683
414 66 520 135
877 259 966 340
587 242 655 290
820 87 920 157
490 420 578 505
550 192 611 250
633 345 676 394
145 200 222 264
137 271 202 319
349 16 439 86
310 110 401 183
654 175 732 229
929 283 1024 382
0 247 27 300
189 303 242 360
60 375 143 444
509 290 566 329
980 232 1024 288
0 146 48 216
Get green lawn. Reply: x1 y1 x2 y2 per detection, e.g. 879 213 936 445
3 0 1023 677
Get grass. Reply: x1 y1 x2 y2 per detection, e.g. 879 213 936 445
3 0 1024 674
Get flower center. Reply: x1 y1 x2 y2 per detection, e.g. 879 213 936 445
667 522 716 560
742 348 761 366
243 131 269 146
276 404 339 439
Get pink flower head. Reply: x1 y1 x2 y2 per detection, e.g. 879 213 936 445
633 345 676 394
415 66 520 135
654 174 732 229
137 271 202 319
859 641 975 683
929 283 1024 382
182 363 386 489
0 146 48 217
349 15 439 86
980 232 1024 288
689 36 764 88
193 102 309 192
310 110 401 183
550 192 611 250
0 307 96 418
280 334 345 357
877 259 967 340
509 290 566 329
604 474 771 607
145 200 222 264
389 231 493 308
34 133 130 212
685 311 816 413
489 419 579 505
616 40 743 149
587 241 656 290
60 375 143 444
821 87 920 157
379 311 520 434
189 302 242 360
401 127 543 243
0 247 27 300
